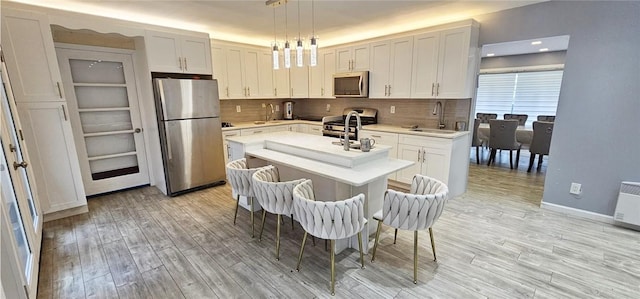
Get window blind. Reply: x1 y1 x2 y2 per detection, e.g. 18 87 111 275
475 70 563 126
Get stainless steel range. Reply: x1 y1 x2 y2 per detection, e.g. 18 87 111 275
322 108 378 140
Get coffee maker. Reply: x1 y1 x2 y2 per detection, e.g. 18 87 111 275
283 101 294 120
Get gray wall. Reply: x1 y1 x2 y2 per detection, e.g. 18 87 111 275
474 1 640 216
480 51 566 70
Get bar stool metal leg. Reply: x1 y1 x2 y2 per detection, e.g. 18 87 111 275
371 221 382 262
276 214 281 260
259 210 267 241
296 232 308 271
413 230 418 284
330 239 336 296
429 227 437 262
233 194 240 225
357 232 365 269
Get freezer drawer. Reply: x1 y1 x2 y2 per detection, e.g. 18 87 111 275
155 78 220 120
161 117 225 194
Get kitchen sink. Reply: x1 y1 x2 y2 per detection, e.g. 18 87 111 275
410 128 457 134
254 120 283 124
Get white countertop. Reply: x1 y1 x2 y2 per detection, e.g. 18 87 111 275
222 120 470 139
226 132 413 186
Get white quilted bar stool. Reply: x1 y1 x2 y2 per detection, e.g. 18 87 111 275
370 174 449 284
293 179 366 296
225 158 265 238
252 165 306 260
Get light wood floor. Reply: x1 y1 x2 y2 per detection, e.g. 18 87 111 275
37 162 640 298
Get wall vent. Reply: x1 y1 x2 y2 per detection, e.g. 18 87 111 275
614 181 640 229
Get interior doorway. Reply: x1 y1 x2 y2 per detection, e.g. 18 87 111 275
56 45 150 196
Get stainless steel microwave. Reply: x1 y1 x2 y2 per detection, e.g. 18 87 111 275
333 71 369 98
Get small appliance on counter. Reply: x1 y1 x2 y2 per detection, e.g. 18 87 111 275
284 101 295 119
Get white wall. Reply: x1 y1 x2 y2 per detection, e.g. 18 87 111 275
474 1 640 216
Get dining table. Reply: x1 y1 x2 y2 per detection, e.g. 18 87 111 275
478 123 533 145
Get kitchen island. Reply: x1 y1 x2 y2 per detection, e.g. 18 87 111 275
226 132 414 253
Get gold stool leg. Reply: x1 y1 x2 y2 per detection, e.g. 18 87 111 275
276 214 281 261
357 232 365 269
233 194 240 225
250 197 255 238
259 210 267 241
371 221 382 262
414 230 418 284
330 239 336 296
429 227 437 262
394 228 398 244
296 232 308 271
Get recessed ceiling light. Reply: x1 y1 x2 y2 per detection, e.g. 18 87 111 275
539 48 549 52
531 41 542 45
487 53 495 57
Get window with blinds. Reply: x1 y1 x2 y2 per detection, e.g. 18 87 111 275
475 70 563 126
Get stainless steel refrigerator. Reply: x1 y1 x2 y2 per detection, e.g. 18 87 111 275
153 78 226 196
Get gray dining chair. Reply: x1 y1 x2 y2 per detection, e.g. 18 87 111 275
487 119 521 169
528 121 554 172
536 115 556 122
476 113 498 124
471 119 483 164
504 113 528 126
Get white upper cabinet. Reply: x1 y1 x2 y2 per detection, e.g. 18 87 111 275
273 53 290 99
289 52 309 98
369 37 413 98
211 44 229 99
309 49 335 98
412 24 478 99
335 44 369 72
145 30 212 74
1 8 65 102
258 51 276 98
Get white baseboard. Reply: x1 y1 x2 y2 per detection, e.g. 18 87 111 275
540 201 615 224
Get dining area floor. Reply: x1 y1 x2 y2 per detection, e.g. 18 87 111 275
37 162 640 298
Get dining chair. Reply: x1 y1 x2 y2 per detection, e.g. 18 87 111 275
504 113 528 126
293 179 366 296
370 174 449 284
536 115 556 122
476 113 498 123
471 119 483 164
487 119 521 169
528 121 554 172
226 158 267 238
252 165 306 260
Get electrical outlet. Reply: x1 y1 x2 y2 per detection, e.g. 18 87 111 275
570 182 582 195
275 104 280 112
326 104 331 112
236 105 241 112
390 106 396 114
261 103 266 108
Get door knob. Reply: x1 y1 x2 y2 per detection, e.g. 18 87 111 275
134 128 142 133
13 161 28 170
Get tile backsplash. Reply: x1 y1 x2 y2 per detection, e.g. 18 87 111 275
220 98 472 130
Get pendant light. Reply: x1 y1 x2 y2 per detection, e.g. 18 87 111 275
272 7 279 70
309 0 318 66
295 0 304 67
283 1 291 69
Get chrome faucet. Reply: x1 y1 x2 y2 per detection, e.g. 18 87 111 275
265 103 274 122
432 101 446 129
344 111 362 151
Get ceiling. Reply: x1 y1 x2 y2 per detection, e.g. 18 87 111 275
10 0 547 47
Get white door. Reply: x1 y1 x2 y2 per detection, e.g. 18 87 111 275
389 37 414 98
422 147 449 185
411 32 440 98
436 28 471 98
397 144 422 184
1 61 42 298
56 47 149 196
369 41 391 98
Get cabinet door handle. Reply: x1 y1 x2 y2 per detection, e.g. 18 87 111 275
291 88 293 96
417 149 421 162
226 87 229 97
227 144 231 159
183 57 188 71
371 135 382 138
422 150 426 162
56 82 63 98
436 83 440 96
61 104 68 121
13 161 28 170
247 87 250 96
274 88 277 96
179 57 183 70
254 130 262 134
431 83 435 96
388 85 391 96
321 87 324 96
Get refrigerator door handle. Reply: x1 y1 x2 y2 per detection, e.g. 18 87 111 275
164 123 172 160
157 80 170 120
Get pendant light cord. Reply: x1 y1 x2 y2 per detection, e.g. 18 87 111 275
311 0 315 37
273 7 277 44
297 0 301 40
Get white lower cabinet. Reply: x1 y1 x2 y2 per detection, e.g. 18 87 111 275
16 101 87 214
360 130 399 180
302 124 323 135
222 129 240 164
396 133 468 198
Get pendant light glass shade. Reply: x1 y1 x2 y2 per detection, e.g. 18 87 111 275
272 44 280 70
296 39 304 67
310 37 318 67
284 41 291 69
